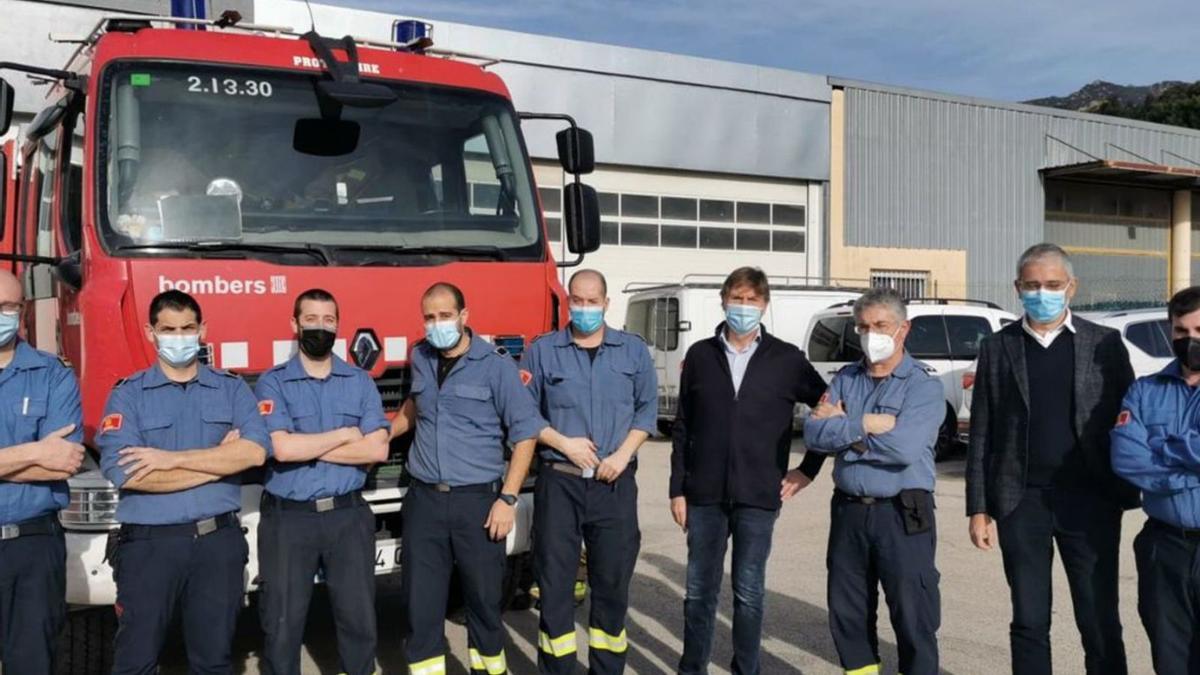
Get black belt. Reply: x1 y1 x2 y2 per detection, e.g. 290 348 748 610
834 489 901 505
0 513 58 540
543 458 637 479
1148 517 1200 541
264 491 364 513
120 512 239 539
412 479 499 494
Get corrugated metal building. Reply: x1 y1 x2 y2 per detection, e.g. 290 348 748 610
831 78 1200 309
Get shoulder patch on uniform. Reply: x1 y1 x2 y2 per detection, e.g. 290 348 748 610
1116 410 1132 427
100 413 123 434
519 369 533 386
258 400 275 416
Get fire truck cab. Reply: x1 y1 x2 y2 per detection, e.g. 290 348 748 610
0 11 599 666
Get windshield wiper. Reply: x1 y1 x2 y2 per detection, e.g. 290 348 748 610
333 244 509 261
114 242 331 265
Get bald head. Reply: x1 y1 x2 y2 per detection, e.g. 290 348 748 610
568 269 607 297
0 271 23 306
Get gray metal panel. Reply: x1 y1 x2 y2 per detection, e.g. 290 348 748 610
841 84 1200 309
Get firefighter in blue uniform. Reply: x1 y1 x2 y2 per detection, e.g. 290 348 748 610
98 290 270 675
254 289 390 675
803 288 944 675
1112 286 1200 675
522 269 656 674
390 282 546 675
0 270 85 674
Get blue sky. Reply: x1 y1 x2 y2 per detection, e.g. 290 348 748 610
326 0 1198 101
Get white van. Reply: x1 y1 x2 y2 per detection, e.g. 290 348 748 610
622 275 865 433
805 299 1016 459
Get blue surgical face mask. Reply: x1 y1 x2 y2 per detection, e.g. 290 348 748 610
156 334 201 367
725 304 763 336
569 305 605 335
425 319 462 351
0 313 18 347
1021 289 1068 323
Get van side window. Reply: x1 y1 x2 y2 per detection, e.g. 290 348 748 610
807 317 847 361
1125 319 1172 358
654 297 680 351
944 316 993 360
60 106 84 253
625 300 655 348
905 315 951 360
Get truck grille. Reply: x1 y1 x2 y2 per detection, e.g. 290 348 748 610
376 367 411 412
60 485 120 531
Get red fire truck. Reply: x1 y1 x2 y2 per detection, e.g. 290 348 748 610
0 10 599 667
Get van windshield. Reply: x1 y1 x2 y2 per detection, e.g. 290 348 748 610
98 62 542 264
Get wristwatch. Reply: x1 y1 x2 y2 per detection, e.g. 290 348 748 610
498 493 518 507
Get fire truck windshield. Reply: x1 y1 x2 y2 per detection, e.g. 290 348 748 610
98 63 544 264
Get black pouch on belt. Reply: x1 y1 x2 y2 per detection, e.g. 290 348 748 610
897 489 934 535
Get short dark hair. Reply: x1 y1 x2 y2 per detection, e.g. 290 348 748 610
423 282 466 311
149 290 202 326
293 288 338 319
1169 286 1200 321
721 267 770 302
568 269 608 296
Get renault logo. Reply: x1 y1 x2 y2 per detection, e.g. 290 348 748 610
351 329 381 370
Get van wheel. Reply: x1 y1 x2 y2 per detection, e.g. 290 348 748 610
934 405 957 462
56 607 116 675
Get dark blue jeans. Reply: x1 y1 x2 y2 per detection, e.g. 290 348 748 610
678 503 778 675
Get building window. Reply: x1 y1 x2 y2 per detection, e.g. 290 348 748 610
546 217 562 242
601 221 620 245
598 192 619 216
621 194 659 218
773 204 805 226
737 229 770 251
661 225 698 248
538 186 562 213
700 199 734 222
772 230 805 252
621 222 659 247
662 197 698 220
699 227 734 250
737 201 771 224
871 269 929 298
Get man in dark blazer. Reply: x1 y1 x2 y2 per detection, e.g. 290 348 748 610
966 242 1137 675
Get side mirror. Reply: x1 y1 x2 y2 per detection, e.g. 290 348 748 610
556 127 595 175
563 182 600 255
0 80 12 136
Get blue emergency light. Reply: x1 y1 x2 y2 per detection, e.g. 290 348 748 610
171 0 206 30
394 19 433 51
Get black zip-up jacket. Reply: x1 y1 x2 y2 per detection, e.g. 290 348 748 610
669 324 828 510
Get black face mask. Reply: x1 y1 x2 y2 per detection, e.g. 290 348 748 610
299 328 336 359
1172 336 1200 371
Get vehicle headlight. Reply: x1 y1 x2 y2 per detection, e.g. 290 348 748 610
60 485 120 531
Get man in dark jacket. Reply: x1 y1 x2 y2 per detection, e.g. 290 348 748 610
669 267 827 675
966 243 1137 675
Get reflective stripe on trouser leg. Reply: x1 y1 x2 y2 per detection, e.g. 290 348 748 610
845 664 881 675
535 468 585 673
582 470 639 675
408 655 446 675
588 627 629 653
539 631 578 658
469 647 508 674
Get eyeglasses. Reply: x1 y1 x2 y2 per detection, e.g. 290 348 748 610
854 322 898 335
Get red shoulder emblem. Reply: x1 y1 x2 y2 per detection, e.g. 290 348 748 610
819 392 831 405
258 400 275 416
519 369 533 387
100 414 123 434
1116 410 1132 427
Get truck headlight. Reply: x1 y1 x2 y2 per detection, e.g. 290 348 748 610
60 485 120 531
